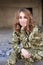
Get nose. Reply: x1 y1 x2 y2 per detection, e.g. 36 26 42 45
21 18 24 21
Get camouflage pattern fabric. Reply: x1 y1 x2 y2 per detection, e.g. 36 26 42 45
6 25 43 65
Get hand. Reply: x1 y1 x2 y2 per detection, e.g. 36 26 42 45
21 27 25 30
20 22 27 30
21 48 31 59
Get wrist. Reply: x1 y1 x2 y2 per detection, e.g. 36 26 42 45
21 27 24 30
21 48 24 52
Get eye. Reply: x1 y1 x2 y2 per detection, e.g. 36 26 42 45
24 16 28 19
19 16 22 19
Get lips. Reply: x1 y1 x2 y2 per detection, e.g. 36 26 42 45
20 21 26 27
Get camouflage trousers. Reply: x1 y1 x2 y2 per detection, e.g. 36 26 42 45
6 51 32 65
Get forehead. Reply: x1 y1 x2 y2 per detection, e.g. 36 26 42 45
19 12 25 16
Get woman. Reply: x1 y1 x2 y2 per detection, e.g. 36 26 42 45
6 8 43 65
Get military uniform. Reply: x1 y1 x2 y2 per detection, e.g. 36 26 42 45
6 25 43 65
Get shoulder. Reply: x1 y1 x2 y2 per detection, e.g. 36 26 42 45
12 31 16 36
33 25 41 34
12 31 19 38
29 25 41 41
12 31 20 42
33 25 39 32
31 25 41 35
29 25 39 38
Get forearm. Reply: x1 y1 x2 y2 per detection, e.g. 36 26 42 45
12 31 21 53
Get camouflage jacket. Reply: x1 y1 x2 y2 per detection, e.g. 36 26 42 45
12 25 43 62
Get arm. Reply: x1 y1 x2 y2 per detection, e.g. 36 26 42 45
11 31 20 53
20 28 28 48
20 28 31 59
29 26 43 60
29 25 42 46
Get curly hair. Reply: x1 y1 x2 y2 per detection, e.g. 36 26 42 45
13 8 36 33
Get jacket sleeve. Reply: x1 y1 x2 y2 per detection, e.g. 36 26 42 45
11 31 20 53
20 29 29 48
28 26 43 60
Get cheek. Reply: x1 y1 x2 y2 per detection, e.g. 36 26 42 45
25 19 27 22
19 19 22 25
19 19 27 27
19 19 21 22
19 21 24 26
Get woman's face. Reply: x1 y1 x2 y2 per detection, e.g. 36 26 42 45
19 12 28 27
